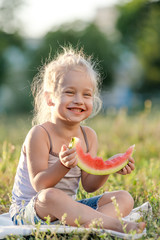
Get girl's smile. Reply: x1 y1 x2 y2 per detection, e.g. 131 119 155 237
67 107 85 114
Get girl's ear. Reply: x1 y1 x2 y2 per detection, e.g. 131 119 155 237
44 91 55 107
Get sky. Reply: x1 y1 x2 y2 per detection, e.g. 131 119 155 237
18 0 121 38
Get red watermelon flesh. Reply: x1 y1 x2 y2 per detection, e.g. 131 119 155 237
70 137 135 175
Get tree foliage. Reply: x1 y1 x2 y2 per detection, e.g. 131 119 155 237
116 0 160 92
0 0 24 85
0 31 24 85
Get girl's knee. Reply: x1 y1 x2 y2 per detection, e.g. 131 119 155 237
119 190 134 206
110 190 134 216
37 188 63 205
117 190 134 213
100 190 134 212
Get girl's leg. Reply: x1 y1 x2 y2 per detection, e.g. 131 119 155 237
35 188 145 233
97 190 134 218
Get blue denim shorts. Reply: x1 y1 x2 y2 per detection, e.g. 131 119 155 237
12 194 103 225
77 195 102 210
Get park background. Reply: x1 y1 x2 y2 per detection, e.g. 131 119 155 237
0 0 160 239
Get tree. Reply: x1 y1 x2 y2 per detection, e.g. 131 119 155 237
116 0 160 92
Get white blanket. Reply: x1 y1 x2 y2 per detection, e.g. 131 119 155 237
0 202 152 239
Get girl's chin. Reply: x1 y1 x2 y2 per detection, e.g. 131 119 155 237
65 115 87 123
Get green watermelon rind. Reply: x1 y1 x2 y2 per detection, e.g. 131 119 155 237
70 137 135 175
78 158 129 175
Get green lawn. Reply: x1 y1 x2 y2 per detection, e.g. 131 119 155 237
0 108 159 239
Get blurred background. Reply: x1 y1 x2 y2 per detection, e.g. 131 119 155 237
0 0 160 115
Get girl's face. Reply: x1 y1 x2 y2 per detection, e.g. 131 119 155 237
52 69 94 124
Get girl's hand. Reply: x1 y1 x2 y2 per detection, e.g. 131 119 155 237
59 144 78 169
117 156 135 175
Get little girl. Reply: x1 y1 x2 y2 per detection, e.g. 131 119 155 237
10 47 145 233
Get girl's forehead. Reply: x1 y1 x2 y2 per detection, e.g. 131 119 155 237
61 69 94 89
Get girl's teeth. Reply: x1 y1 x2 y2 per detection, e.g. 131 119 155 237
71 108 82 112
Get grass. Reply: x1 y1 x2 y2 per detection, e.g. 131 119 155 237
0 106 160 239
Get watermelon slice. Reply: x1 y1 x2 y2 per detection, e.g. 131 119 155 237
69 137 135 175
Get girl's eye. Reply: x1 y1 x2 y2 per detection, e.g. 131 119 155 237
84 93 92 97
66 91 74 95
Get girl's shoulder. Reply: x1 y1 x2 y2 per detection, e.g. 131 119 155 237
26 122 51 138
26 124 46 139
82 125 97 139
24 123 50 150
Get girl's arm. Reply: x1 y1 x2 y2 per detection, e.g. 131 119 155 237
81 127 109 193
25 126 76 192
81 171 109 193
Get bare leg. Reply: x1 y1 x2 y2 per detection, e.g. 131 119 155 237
97 190 134 218
35 188 145 233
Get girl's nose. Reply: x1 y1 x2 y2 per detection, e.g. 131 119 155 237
73 94 83 104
